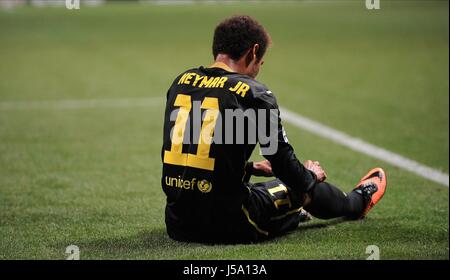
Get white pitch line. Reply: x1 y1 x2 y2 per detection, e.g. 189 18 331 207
1 97 447 187
0 97 164 110
280 107 449 187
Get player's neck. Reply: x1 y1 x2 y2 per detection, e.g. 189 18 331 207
214 54 247 75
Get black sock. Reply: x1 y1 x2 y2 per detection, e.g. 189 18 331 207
304 182 365 220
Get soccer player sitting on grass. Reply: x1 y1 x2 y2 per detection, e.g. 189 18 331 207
161 15 387 244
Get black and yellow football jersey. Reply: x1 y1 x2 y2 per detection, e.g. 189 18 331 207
161 62 317 243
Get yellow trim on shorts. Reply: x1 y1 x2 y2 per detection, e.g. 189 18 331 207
270 207 304 221
241 206 269 236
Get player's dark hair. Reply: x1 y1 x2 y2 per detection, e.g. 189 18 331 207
212 15 271 62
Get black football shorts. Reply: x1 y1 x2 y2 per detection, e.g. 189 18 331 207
243 178 308 240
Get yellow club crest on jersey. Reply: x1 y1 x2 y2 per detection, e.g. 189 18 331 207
197 180 212 193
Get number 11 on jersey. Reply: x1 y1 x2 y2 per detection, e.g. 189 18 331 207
164 94 219 171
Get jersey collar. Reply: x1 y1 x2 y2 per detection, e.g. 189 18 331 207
209 62 235 73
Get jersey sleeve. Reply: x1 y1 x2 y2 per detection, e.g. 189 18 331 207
251 84 317 200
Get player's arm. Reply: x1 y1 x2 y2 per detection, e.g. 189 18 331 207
253 89 324 199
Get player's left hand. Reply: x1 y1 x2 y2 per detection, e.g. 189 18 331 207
304 160 327 182
252 160 274 177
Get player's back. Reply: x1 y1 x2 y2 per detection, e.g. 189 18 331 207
161 64 267 243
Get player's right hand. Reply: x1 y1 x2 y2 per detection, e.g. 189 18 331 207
303 160 327 182
252 160 274 177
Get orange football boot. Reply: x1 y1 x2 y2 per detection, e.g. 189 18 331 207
354 168 387 219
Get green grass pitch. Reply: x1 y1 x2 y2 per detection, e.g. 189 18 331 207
0 1 448 259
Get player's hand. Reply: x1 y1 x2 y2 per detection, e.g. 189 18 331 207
252 160 274 177
303 160 327 182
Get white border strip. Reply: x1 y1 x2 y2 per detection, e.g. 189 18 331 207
280 107 449 187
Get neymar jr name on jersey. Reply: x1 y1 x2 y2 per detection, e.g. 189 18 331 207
177 72 250 97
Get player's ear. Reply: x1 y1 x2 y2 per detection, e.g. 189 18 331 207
244 48 253 67
252 44 260 60
244 44 260 67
